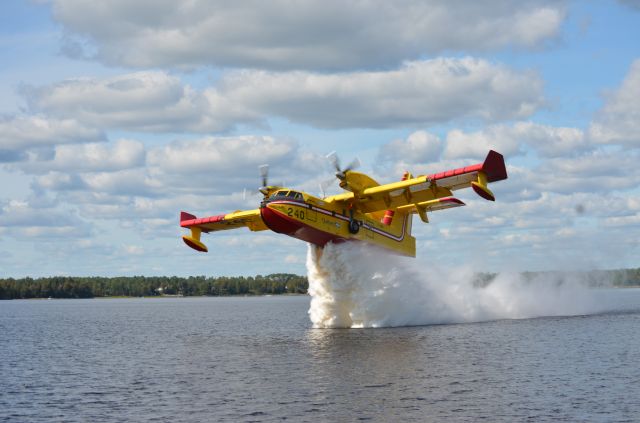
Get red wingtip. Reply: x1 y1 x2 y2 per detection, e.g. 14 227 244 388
180 211 196 222
482 150 508 183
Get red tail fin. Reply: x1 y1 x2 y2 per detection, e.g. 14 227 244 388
482 150 508 183
180 211 197 223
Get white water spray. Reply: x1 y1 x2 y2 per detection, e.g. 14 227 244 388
307 242 620 328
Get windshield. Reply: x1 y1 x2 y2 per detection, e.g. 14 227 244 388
268 190 303 201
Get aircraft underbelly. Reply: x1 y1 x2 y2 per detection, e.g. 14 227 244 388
260 203 344 247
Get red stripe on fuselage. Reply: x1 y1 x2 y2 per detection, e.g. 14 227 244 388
260 204 343 247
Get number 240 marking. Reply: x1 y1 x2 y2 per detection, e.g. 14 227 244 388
286 207 305 220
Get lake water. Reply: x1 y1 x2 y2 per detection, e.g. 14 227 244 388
2 292 640 422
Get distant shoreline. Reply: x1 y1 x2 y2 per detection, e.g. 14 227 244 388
13 288 640 301
0 274 309 300
15 293 311 301
2 270 639 300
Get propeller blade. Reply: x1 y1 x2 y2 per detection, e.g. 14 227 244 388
320 177 336 193
326 151 340 173
325 151 361 184
344 157 361 173
259 164 269 187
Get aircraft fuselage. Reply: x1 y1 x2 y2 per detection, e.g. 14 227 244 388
259 195 415 256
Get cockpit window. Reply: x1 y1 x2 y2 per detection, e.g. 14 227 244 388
268 190 303 201
268 190 288 200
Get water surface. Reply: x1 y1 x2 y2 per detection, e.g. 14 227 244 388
2 292 640 422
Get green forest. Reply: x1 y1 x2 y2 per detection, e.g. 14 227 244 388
0 273 308 300
1 268 639 300
472 268 640 288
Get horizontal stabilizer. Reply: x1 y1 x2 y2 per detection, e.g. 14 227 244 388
182 235 208 252
471 170 495 201
181 224 208 252
471 180 495 201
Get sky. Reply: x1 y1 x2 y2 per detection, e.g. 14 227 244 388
1 0 639 277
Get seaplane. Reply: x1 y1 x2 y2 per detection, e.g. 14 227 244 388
180 150 507 257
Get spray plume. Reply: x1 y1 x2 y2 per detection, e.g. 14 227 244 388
307 242 622 329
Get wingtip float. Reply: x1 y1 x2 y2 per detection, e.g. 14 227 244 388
180 150 507 258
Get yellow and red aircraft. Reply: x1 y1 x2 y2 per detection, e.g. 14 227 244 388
180 150 507 257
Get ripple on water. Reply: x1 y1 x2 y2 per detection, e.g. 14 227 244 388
1 295 640 422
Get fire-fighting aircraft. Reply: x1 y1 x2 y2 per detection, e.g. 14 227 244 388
180 150 507 257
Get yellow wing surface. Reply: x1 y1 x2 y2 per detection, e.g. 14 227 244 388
180 209 267 252
326 150 507 221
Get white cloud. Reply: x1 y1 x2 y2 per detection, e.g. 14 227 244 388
479 165 541 203
0 198 92 240
23 60 545 132
284 254 304 264
515 122 588 157
34 170 159 198
0 116 105 161
444 127 523 160
604 213 640 227
123 244 144 255
24 136 323 228
146 135 324 198
377 131 443 165
52 0 566 70
148 136 296 174
22 226 77 238
35 171 84 190
535 149 640 194
206 58 544 129
444 122 588 159
81 169 163 197
22 139 145 173
589 59 640 146
375 121 592 190
33 168 165 197
24 72 234 133
416 188 640 271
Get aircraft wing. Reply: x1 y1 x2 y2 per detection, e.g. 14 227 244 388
333 150 507 215
180 209 267 252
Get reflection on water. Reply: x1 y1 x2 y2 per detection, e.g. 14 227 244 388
2 294 640 422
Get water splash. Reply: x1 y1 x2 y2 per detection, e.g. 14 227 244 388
307 242 617 328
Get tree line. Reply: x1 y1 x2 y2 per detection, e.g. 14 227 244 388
0 273 308 300
1 268 639 300
472 268 640 288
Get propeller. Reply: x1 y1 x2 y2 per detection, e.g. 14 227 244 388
241 164 285 201
320 152 361 196
326 151 360 180
258 164 281 197
259 164 269 188
319 177 336 197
